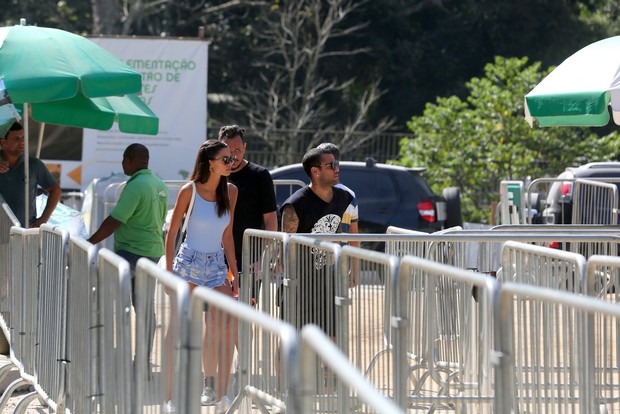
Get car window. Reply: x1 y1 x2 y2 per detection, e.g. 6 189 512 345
341 169 396 202
272 168 308 208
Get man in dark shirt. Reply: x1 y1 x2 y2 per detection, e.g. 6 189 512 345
0 122 61 228
280 147 353 337
218 125 277 295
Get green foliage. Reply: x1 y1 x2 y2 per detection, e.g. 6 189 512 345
0 0 91 34
396 56 620 223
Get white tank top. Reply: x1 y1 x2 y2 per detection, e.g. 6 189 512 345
184 195 230 253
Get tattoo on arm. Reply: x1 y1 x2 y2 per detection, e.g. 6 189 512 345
281 206 299 233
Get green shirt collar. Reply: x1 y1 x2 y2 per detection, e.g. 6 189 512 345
127 168 152 183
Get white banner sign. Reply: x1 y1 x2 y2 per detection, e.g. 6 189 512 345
80 37 208 190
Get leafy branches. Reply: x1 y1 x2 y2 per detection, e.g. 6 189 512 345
397 56 620 223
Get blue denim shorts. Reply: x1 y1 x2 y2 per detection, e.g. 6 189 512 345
173 243 228 288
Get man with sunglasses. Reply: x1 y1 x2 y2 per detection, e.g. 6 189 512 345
280 146 353 337
218 125 277 289
317 142 360 287
0 121 61 227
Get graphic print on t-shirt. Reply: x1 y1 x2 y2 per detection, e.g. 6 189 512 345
311 214 341 269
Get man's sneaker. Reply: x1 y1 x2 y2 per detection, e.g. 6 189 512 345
215 395 231 413
162 400 176 413
200 386 216 406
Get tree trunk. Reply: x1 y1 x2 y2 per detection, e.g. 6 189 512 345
92 0 122 35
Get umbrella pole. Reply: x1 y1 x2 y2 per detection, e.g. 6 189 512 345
36 122 45 158
24 103 29 229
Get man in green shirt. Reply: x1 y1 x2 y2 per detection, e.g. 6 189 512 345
88 143 168 360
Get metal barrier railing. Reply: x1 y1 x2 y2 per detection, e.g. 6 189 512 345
66 236 99 414
283 235 342 412
493 282 620 413
500 240 587 293
337 244 399 408
573 179 619 225
6 223 620 413
300 325 403 414
133 258 191 414
585 255 620 412
0 227 39 413
97 248 133 413
36 224 70 411
305 231 620 279
0 194 19 334
396 255 495 412
186 286 300 413
522 176 620 225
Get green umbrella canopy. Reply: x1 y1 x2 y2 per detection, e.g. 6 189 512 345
525 35 620 127
0 19 156 227
0 21 142 103
23 93 159 135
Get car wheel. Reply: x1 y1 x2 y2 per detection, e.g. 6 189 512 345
442 187 463 228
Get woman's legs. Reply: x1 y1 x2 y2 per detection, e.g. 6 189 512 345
211 282 235 401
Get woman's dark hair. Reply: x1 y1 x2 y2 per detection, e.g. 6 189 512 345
190 139 230 217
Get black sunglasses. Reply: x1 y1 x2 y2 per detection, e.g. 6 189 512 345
316 160 339 170
212 155 237 165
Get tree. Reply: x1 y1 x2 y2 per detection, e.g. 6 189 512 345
222 0 394 164
396 56 620 223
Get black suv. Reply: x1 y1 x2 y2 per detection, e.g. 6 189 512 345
542 162 620 225
270 158 463 233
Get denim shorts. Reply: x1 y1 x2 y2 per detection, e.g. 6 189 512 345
173 243 228 288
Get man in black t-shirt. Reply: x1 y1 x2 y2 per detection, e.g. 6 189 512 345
280 147 353 336
219 125 277 283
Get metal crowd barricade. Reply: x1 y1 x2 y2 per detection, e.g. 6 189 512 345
309 231 619 282
490 224 620 259
585 255 620 412
336 244 399 408
239 229 289 411
493 282 620 413
242 231 405 411
0 227 39 413
65 236 99 414
240 229 289 314
299 324 403 414
395 255 495 412
500 240 587 293
0 194 19 334
524 176 620 225
33 224 70 412
573 179 619 225
134 258 191 414
186 286 300 414
97 248 133 414
284 235 343 412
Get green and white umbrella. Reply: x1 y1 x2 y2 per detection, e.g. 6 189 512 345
525 35 620 128
0 19 158 226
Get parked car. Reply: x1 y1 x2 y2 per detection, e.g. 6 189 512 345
270 158 463 234
542 162 620 225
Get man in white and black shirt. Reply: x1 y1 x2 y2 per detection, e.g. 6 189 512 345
280 146 353 337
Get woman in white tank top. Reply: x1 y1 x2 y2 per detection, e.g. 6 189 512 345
164 139 239 412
